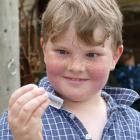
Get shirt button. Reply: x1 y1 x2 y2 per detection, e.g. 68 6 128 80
69 113 75 119
85 134 92 140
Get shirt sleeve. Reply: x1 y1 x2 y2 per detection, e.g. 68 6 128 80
0 111 13 140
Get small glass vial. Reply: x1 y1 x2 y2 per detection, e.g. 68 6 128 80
33 85 64 109
47 91 64 109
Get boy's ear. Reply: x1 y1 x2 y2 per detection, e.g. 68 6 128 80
110 45 123 70
40 37 47 64
40 37 46 53
40 37 44 48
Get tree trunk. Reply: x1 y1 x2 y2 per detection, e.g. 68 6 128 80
0 0 20 115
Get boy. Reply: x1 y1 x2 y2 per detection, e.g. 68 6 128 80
0 0 140 140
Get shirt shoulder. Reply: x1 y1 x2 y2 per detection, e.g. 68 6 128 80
119 105 140 121
0 111 13 139
115 104 140 132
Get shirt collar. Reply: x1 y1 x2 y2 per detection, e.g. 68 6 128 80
103 86 140 106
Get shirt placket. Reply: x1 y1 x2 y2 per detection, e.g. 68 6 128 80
62 110 93 140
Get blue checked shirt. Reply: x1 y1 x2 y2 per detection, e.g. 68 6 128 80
0 76 140 140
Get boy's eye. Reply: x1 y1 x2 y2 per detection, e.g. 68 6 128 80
56 49 69 55
86 53 97 58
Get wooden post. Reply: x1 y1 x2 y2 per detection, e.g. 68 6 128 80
0 0 20 115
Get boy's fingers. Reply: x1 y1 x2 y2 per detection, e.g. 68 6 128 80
17 93 49 125
9 88 45 118
9 84 34 108
33 99 51 118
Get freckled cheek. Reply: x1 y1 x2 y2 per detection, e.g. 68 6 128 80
45 57 65 76
87 63 110 84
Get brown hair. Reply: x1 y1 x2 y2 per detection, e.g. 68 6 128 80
41 0 123 48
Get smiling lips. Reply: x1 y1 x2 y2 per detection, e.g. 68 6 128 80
63 76 89 82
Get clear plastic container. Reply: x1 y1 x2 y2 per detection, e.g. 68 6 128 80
33 85 64 109
47 91 64 109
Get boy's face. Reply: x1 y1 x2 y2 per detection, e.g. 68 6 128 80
42 24 123 102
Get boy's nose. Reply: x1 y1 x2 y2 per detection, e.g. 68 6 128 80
67 57 85 73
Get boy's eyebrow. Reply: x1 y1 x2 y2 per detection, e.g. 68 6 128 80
84 46 105 52
52 42 68 48
52 42 105 51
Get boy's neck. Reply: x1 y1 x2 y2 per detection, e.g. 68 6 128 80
63 92 105 112
63 92 107 140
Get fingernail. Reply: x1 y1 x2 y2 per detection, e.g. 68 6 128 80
38 87 45 93
32 84 38 89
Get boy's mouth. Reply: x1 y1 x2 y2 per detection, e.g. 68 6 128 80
63 76 89 81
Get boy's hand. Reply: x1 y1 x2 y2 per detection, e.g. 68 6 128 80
8 84 50 140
